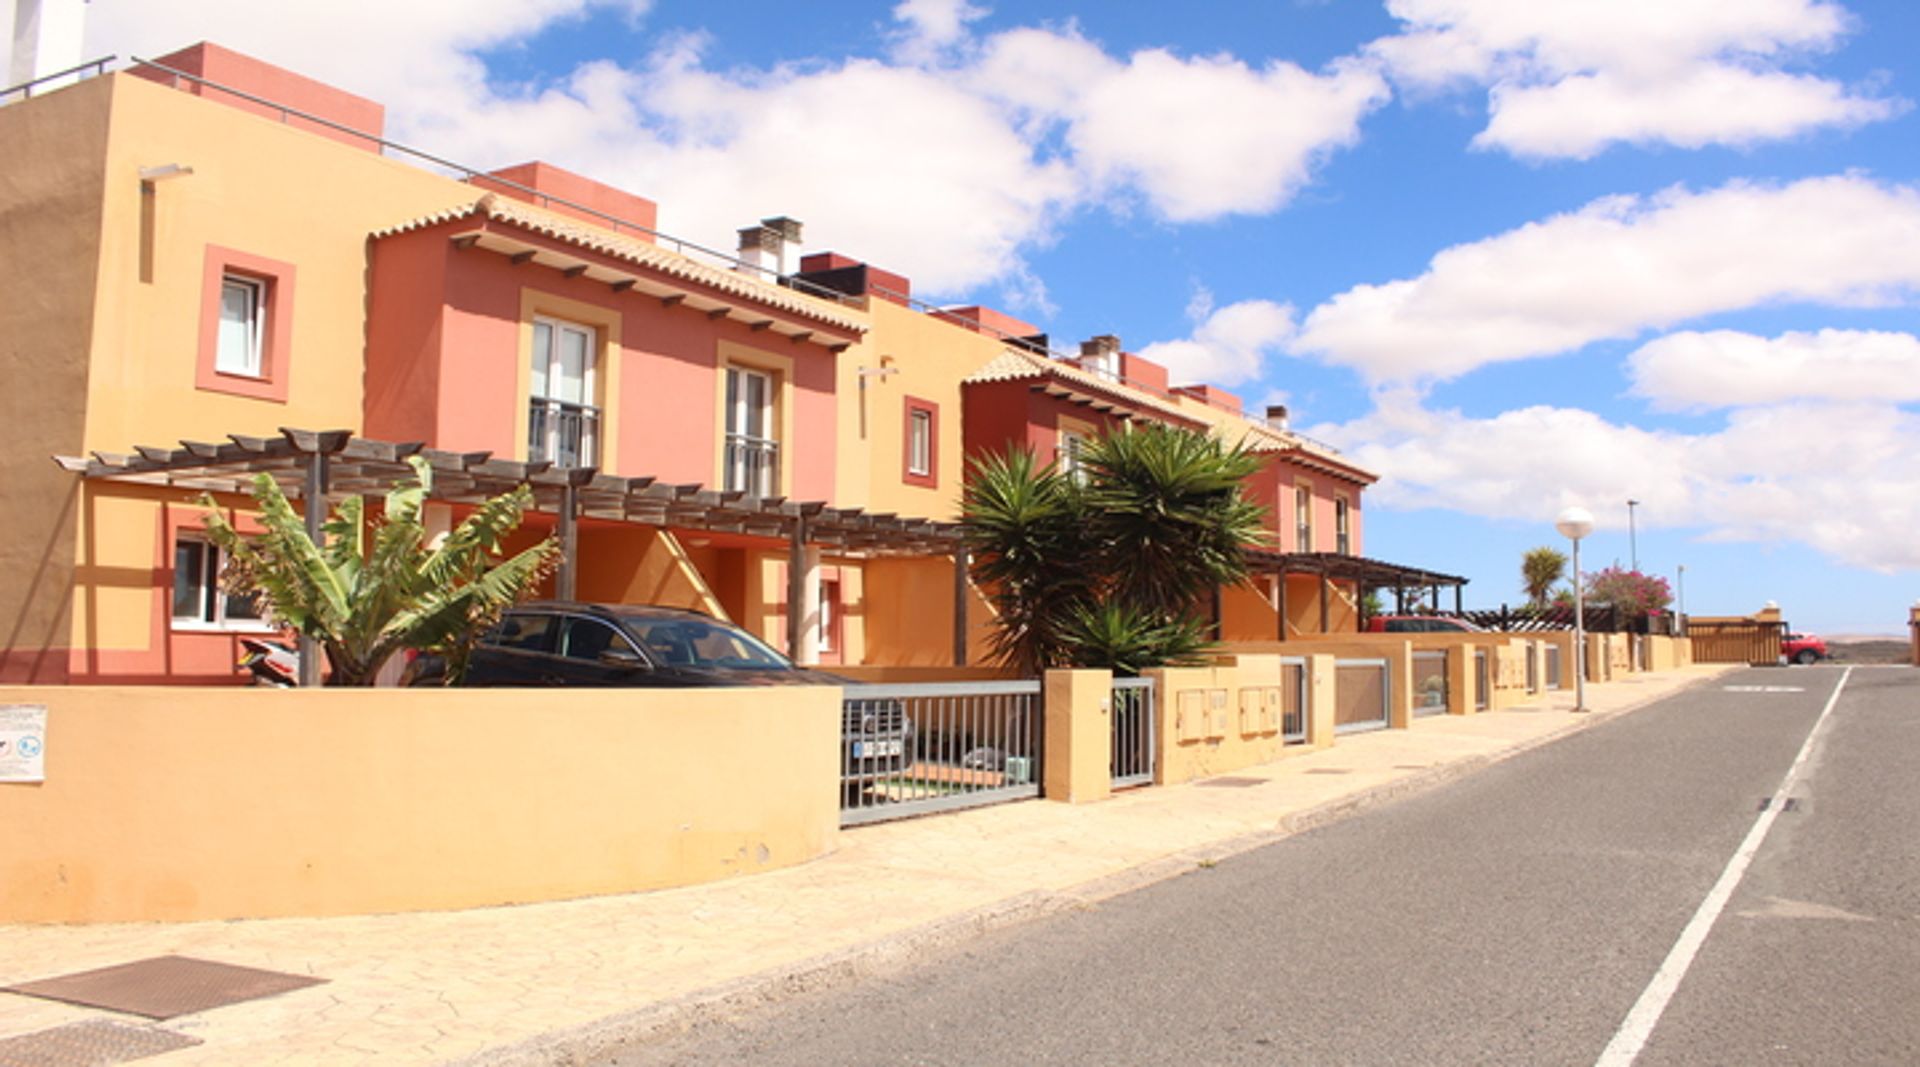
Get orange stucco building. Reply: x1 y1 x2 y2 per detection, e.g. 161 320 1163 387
0 43 1443 685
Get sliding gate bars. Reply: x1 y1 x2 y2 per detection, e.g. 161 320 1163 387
841 680 1043 827
1281 656 1308 742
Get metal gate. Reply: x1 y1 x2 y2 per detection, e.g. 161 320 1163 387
1334 658 1390 734
1545 644 1563 689
841 681 1043 827
1526 645 1540 693
1281 656 1308 742
1474 649 1491 711
1412 650 1449 716
1110 677 1155 788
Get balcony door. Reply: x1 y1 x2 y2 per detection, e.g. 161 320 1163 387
529 318 599 468
725 365 778 496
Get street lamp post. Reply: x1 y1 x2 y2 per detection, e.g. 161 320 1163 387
1557 506 1596 713
1627 499 1640 572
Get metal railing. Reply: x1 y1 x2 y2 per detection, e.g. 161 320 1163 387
1412 650 1449 716
724 434 780 497
1110 677 1155 788
0 55 114 104
1281 657 1308 742
1333 658 1390 734
528 401 599 468
841 681 1043 826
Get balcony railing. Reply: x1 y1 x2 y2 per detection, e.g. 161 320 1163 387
725 434 779 497
529 400 599 468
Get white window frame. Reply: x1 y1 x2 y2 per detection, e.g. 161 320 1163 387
1295 485 1313 553
1335 495 1351 555
907 407 933 477
215 274 265 378
528 316 600 467
1060 430 1091 485
724 365 779 496
171 536 271 632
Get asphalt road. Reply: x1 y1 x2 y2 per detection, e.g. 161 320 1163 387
599 666 1918 1067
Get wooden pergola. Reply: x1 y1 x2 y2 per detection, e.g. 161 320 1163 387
1243 548 1469 636
56 427 970 682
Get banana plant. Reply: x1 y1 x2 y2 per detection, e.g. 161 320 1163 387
199 455 559 685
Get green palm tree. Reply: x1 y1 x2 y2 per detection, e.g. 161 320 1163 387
199 455 559 686
1079 423 1266 620
1521 545 1568 608
962 424 1267 674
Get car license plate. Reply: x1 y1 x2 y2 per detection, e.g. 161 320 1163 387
853 740 902 759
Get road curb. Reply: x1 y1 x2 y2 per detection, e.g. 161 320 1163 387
464 669 1729 1066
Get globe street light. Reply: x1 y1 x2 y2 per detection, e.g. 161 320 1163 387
1556 506 1595 713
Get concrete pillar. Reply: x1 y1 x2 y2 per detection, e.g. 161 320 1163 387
1306 654 1336 749
1447 643 1474 716
1043 669 1113 804
1387 639 1414 729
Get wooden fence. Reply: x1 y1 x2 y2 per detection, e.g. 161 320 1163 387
1688 620 1784 666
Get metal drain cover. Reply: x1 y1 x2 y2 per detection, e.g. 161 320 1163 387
4 955 324 1021
0 1018 200 1066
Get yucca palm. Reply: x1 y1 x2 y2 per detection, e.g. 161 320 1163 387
199 455 559 685
962 424 1267 674
962 447 1090 675
1079 424 1266 620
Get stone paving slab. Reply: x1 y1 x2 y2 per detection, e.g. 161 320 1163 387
0 666 1733 1066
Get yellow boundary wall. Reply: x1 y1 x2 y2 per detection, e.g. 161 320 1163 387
0 685 839 923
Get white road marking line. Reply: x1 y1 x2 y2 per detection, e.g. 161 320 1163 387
1594 667 1853 1067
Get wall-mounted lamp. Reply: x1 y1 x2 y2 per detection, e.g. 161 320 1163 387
138 164 194 183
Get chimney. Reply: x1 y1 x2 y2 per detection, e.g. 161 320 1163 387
736 216 803 278
1265 404 1290 431
1078 334 1121 379
7 0 86 89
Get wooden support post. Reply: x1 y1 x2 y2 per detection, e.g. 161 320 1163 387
298 450 329 688
556 483 578 601
1319 571 1331 633
1454 584 1463 615
1273 574 1287 642
787 519 808 661
952 546 970 667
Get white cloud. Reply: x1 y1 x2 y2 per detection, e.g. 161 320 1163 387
88 2 1383 298
1314 395 1920 571
1137 295 1297 387
1061 50 1388 221
1291 175 1920 383
1372 0 1902 158
1629 329 1920 410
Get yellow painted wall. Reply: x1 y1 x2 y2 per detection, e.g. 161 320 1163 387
0 78 112 679
84 73 475 452
835 298 1009 520
861 555 993 666
1149 657 1305 785
0 684 840 923
48 74 492 661
574 525 727 618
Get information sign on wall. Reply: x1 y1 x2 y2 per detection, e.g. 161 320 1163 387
0 704 47 783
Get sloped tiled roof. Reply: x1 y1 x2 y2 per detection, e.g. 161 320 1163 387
373 195 866 334
963 348 1200 425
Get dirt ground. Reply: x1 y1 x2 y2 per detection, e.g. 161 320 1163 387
1827 639 1913 665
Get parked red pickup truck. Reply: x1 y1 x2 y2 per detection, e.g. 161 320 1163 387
1781 632 1829 664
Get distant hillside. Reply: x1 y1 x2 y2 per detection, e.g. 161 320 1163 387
1828 639 1912 665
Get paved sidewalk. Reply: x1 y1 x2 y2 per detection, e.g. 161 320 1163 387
0 666 1732 1065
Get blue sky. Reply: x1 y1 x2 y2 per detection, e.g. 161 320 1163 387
87 0 1920 634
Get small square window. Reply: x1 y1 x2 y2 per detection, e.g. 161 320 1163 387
215 275 265 378
903 398 938 487
172 538 266 630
